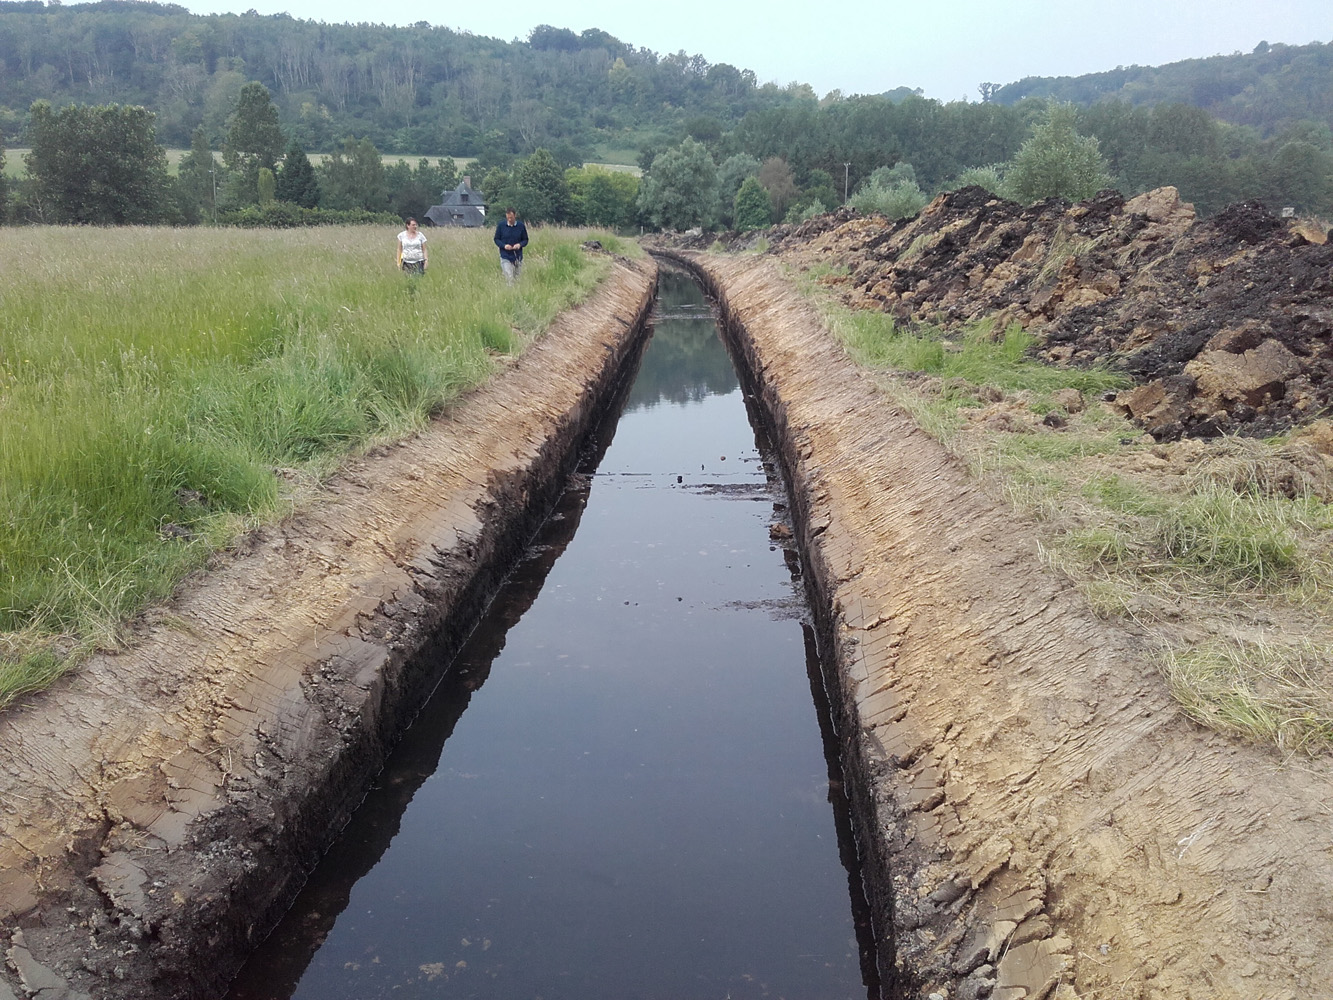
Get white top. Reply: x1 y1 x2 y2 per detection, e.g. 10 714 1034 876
397 230 427 262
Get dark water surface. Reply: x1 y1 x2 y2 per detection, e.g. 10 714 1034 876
226 268 877 1000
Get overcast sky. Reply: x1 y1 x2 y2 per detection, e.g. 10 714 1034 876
189 0 1330 101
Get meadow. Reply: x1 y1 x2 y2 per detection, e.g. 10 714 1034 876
0 224 625 706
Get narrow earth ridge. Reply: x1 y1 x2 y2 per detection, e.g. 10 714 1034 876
667 250 1333 1000
0 256 657 1000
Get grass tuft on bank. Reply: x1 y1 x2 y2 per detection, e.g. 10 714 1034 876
0 225 619 708
794 265 1333 754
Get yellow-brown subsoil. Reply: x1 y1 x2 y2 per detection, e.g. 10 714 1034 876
680 250 1333 1000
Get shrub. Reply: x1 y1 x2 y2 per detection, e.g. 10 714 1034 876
217 204 401 227
848 179 929 219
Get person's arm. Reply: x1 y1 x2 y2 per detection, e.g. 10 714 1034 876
518 223 529 250
395 235 402 268
494 224 506 250
422 235 428 270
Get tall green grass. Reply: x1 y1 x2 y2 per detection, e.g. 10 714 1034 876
0 225 615 705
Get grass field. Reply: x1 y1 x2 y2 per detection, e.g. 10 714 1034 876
0 224 629 706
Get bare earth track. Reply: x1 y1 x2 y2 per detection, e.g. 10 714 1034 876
0 257 656 1000
672 251 1333 1000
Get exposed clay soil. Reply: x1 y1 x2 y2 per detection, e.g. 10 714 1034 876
683 188 1333 441
0 257 657 1000
664 250 1333 1000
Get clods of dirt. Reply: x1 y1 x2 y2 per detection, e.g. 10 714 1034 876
655 188 1333 440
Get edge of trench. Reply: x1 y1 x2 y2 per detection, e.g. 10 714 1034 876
655 249 908 996
654 247 1129 1000
0 253 658 1000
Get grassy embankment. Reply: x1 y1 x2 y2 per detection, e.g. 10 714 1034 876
796 264 1333 754
0 225 634 708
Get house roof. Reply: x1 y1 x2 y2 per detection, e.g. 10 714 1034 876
425 204 488 227
436 178 485 208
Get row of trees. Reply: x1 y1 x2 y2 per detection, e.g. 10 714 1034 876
2 78 643 229
6 83 448 224
658 93 1333 224
636 96 1333 233
993 39 1333 136
8 88 1326 232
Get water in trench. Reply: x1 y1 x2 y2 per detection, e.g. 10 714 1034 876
226 267 881 1000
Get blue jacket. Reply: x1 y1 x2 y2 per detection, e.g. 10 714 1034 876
494 218 529 262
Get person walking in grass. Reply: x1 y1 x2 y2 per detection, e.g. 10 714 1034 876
396 218 428 274
493 207 528 284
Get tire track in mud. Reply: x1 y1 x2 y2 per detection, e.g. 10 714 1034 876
0 256 657 1000
667 250 1333 1000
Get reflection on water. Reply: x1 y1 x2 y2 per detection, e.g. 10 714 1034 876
225 265 879 1000
625 268 739 411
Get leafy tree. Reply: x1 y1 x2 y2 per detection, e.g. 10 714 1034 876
24 101 172 224
480 165 515 212
225 83 286 174
567 166 638 227
869 162 917 189
384 157 459 220
801 168 838 211
1003 104 1113 204
1267 141 1333 213
733 176 773 230
319 136 387 211
848 176 928 219
636 137 718 231
715 153 760 227
177 125 218 223
944 164 1006 196
514 147 571 223
275 140 320 208
757 157 799 220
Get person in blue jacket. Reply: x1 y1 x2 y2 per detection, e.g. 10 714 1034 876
494 206 529 284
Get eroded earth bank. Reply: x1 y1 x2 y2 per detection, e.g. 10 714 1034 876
665 249 1333 1000
0 256 657 1000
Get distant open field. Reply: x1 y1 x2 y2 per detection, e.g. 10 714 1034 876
0 224 630 705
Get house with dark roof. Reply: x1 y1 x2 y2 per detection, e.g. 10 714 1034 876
425 176 487 227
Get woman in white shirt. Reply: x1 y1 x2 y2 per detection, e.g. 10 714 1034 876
395 218 428 274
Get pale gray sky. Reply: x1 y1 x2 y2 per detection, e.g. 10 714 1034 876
192 0 1331 101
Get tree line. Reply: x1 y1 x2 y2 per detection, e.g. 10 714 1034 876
0 1 809 159
1 4 1328 230
0 79 641 228
992 39 1333 137
634 92 1333 232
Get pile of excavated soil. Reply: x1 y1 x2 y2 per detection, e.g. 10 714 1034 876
670 250 1333 1000
680 189 1333 441
0 259 656 1000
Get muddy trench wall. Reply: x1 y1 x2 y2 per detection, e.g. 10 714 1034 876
654 248 1333 1000
0 258 657 1000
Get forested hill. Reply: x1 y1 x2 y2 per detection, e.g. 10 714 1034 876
0 0 813 155
993 39 1333 135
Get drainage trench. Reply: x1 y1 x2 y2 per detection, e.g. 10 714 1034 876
225 266 884 1000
